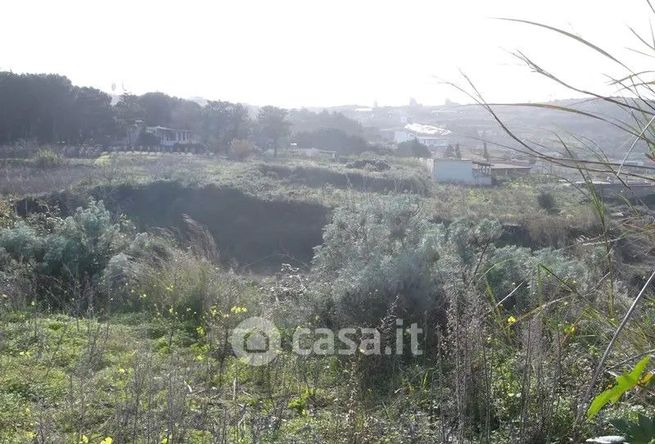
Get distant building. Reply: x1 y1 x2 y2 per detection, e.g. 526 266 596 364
424 158 492 186
394 123 451 151
144 126 199 147
490 163 532 178
123 121 200 148
573 180 655 199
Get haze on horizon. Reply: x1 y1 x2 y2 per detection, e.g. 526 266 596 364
2 0 652 108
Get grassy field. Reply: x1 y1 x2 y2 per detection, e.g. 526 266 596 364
4 152 592 224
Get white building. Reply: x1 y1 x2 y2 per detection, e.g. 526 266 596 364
424 158 492 186
394 123 451 150
145 126 199 147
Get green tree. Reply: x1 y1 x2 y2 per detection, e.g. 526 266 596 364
287 109 364 136
0 72 119 146
114 93 144 124
294 128 369 154
257 106 289 157
201 101 250 153
72 87 116 144
396 138 431 158
138 92 177 127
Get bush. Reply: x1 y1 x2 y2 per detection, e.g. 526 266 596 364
312 196 595 326
0 200 236 315
483 244 592 310
537 190 558 214
32 148 64 168
0 222 44 260
312 198 443 326
345 158 391 171
102 232 200 314
229 138 254 161
0 200 132 309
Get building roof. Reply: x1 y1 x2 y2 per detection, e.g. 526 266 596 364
434 158 472 163
147 126 192 133
490 163 532 170
402 123 451 137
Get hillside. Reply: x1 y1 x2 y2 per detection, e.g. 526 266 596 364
332 98 652 160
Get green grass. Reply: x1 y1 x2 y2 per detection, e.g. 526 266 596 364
0 309 359 443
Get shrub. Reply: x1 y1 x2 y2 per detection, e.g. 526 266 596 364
312 198 482 328
537 190 558 214
484 245 590 310
0 199 15 229
102 233 200 314
0 200 132 309
313 196 595 325
312 198 444 327
0 221 44 260
32 148 64 168
229 138 254 161
345 158 391 171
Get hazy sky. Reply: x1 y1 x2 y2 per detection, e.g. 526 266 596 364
2 0 652 107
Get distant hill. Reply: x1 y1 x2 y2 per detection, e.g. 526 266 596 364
324 98 652 160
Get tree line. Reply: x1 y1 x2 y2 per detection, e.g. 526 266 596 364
0 71 379 156
0 73 115 146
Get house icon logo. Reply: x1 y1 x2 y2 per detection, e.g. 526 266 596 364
229 317 281 366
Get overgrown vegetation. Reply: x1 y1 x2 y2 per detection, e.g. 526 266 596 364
0 137 648 442
4 6 655 444
0 176 648 442
32 148 65 169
